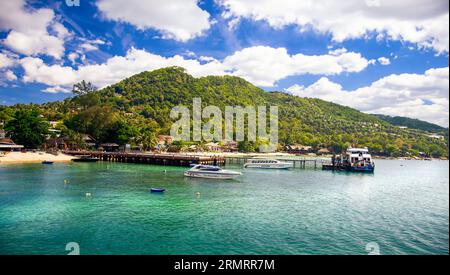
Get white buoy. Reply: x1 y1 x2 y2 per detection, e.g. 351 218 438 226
85 192 92 197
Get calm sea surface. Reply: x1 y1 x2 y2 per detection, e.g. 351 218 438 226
0 159 448 255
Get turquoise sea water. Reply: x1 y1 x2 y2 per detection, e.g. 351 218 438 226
0 159 448 255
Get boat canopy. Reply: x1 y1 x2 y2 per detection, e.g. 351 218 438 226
347 148 369 153
193 165 221 171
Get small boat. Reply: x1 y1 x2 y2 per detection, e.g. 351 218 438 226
244 159 292 169
42 161 54 164
72 155 100 162
184 164 242 179
150 188 165 193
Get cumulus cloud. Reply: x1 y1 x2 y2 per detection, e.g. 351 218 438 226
377 56 390 65
0 53 15 68
18 46 370 90
96 0 211 42
0 0 70 59
5 70 17 81
218 0 449 53
42 86 71 94
285 67 449 126
222 46 370 86
223 46 368 87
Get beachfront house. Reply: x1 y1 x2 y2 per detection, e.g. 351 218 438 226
205 142 221 152
222 140 239 152
45 134 96 151
156 135 174 151
0 138 24 151
98 143 120 152
82 134 96 148
317 148 331 155
285 144 313 154
158 135 174 145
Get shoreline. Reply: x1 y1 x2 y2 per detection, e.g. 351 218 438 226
0 152 75 164
1 151 447 165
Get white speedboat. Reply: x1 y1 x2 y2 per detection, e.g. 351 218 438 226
243 159 293 169
184 165 242 179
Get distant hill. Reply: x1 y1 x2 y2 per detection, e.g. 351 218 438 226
2 66 448 157
372 114 447 133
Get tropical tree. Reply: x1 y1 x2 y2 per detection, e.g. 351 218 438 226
72 80 97 96
136 129 158 151
65 105 119 142
5 109 49 148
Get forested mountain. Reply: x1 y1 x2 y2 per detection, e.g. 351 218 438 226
1 67 448 157
373 114 447 133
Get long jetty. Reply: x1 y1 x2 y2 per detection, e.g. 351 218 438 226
64 151 225 167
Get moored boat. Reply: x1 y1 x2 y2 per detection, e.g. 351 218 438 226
347 148 375 172
243 159 292 169
42 161 54 164
184 164 242 179
72 155 100 162
150 188 165 193
322 147 375 173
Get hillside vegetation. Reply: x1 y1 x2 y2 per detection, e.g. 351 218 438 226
373 114 447 133
0 67 448 157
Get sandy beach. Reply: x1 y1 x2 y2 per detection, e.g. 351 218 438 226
0 151 75 164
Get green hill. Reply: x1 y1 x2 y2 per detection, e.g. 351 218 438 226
372 114 447 133
1 67 448 157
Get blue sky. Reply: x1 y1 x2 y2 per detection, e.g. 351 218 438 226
0 0 448 126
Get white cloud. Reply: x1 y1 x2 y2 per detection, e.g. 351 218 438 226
199 56 217 62
42 86 71 93
0 53 15 68
5 70 17 81
19 48 227 88
218 0 449 53
19 46 370 90
20 57 78 86
183 50 197 57
96 0 211 42
67 52 79 65
222 46 370 86
78 38 108 52
378 57 390 65
285 67 449 126
0 0 70 59
80 43 99 52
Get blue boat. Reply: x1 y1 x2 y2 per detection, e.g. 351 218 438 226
42 161 54 164
350 164 375 173
150 188 165 193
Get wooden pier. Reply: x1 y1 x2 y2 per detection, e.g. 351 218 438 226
225 156 320 169
64 151 225 167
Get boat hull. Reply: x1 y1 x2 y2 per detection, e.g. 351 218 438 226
184 171 241 179
322 164 375 173
244 163 292 169
150 188 165 193
350 166 375 173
